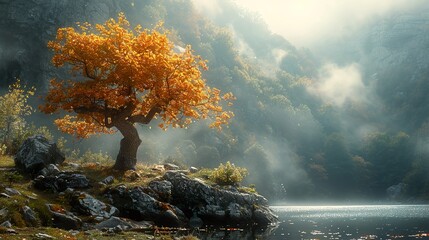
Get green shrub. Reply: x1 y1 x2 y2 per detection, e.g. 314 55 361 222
210 161 248 186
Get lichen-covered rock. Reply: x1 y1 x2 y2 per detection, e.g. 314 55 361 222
163 171 277 226
105 185 187 227
14 135 65 174
33 173 90 192
46 204 82 230
70 191 119 221
147 180 172 202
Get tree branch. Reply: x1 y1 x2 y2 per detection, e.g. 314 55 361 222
128 105 161 124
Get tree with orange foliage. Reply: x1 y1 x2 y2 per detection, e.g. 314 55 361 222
41 13 234 170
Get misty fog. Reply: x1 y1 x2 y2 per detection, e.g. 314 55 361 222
1 0 429 203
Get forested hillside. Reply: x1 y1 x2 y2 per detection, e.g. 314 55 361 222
1 0 429 202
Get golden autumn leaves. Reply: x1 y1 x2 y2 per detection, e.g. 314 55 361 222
42 13 234 138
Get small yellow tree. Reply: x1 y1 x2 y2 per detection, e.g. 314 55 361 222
0 80 35 153
41 13 234 170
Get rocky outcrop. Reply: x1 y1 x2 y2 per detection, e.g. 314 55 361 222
14 135 65 174
163 171 278 226
103 172 278 228
105 185 187 227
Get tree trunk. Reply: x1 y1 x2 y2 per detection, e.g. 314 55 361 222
113 121 142 171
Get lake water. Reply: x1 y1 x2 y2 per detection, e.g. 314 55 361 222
193 205 429 239
269 205 429 240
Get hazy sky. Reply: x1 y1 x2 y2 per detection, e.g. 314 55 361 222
231 0 422 48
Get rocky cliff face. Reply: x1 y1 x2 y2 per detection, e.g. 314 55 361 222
0 0 124 88
363 6 429 130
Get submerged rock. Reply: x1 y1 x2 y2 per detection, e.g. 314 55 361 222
14 135 65 174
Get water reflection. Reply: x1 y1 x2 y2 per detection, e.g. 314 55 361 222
190 205 429 239
269 205 429 240
190 224 278 240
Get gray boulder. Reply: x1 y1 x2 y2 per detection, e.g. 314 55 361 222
33 173 90 192
70 191 119 221
46 204 82 230
105 185 187 227
163 171 277 226
15 135 65 174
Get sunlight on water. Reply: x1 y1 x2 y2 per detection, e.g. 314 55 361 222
269 205 429 240
272 205 429 218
